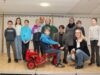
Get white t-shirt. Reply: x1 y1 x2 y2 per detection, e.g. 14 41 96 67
15 25 22 36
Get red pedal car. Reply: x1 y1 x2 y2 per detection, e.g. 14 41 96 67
26 45 59 69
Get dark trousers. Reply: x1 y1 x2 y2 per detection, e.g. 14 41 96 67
63 48 68 61
90 40 100 65
33 41 45 55
6 41 16 59
68 46 73 54
22 42 29 60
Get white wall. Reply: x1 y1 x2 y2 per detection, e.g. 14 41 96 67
2 15 100 53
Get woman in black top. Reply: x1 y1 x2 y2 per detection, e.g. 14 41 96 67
71 29 90 69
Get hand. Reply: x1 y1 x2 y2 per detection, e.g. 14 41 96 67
24 41 29 44
60 47 64 50
58 44 60 47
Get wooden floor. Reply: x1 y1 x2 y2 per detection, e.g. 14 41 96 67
0 53 100 75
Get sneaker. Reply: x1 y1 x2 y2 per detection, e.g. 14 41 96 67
14 59 18 63
55 63 65 68
8 58 11 63
75 65 83 69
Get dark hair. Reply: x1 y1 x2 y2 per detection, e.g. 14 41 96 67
15 17 22 26
8 20 13 24
76 20 82 24
24 20 29 23
59 25 65 29
92 18 97 22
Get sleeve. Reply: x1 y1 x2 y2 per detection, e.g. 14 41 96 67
88 28 91 45
20 27 24 42
4 29 7 38
62 34 68 48
14 29 16 38
98 27 100 46
82 27 85 36
32 26 34 34
40 35 59 45
53 33 57 41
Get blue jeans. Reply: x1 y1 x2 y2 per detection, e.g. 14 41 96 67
76 49 89 66
45 49 61 64
15 36 22 60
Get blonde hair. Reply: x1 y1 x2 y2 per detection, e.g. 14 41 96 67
75 29 86 41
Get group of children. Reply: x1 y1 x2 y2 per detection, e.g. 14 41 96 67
4 16 100 69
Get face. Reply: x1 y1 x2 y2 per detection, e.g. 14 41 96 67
76 23 81 27
75 30 81 39
69 18 74 24
16 19 21 25
91 19 97 25
59 28 64 33
45 30 50 35
36 20 40 26
45 19 51 25
8 22 13 27
40 16 45 23
24 21 29 26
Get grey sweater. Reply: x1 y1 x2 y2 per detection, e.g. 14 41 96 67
63 24 76 48
5 28 16 41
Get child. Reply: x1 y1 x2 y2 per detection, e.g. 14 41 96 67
5 20 18 63
21 20 32 61
88 18 100 67
40 27 64 68
15 17 22 61
53 25 68 64
32 19 44 55
76 20 85 36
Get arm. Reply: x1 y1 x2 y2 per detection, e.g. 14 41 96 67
14 29 16 38
4 29 7 38
98 27 100 46
20 27 25 42
40 34 59 45
88 28 91 45
82 27 85 36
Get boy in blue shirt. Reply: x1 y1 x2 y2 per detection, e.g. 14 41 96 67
21 20 32 61
40 27 64 68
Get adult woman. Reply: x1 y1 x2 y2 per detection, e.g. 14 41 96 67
63 17 76 53
68 29 90 69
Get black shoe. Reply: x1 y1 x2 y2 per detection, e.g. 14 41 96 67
97 64 100 67
63 59 68 64
88 62 93 66
55 63 65 68
8 58 11 63
75 65 83 69
14 59 18 63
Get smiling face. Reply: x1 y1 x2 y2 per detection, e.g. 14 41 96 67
45 18 51 25
44 28 50 35
75 29 81 39
35 19 40 26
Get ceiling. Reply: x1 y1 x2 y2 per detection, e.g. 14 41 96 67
0 0 100 15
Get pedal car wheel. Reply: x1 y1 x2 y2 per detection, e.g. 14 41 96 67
27 61 35 69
